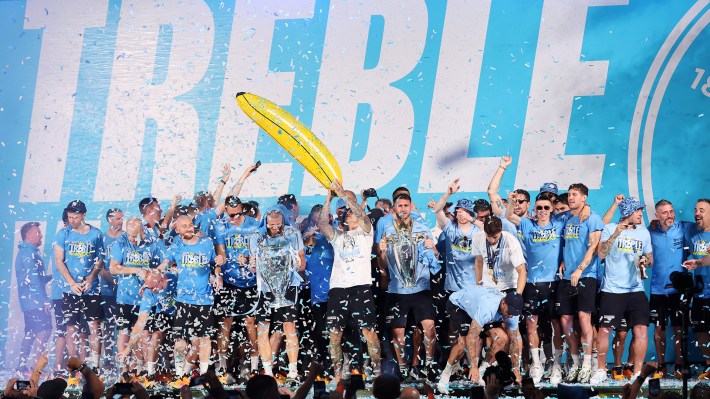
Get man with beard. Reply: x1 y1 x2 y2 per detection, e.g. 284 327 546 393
379 194 439 382
248 206 306 380
591 198 653 384
213 195 260 379
318 179 382 382
556 183 603 383
159 215 224 384
682 198 710 380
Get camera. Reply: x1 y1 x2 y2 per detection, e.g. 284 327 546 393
668 271 703 293
363 188 378 198
14 381 30 391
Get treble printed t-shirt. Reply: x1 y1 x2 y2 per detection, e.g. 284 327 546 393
139 273 178 316
600 224 652 293
166 237 216 305
518 217 565 283
329 226 374 289
215 216 260 288
55 226 104 295
685 226 710 298
562 212 604 280
441 220 479 292
110 237 165 306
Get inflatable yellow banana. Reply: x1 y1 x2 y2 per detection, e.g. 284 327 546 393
235 92 342 189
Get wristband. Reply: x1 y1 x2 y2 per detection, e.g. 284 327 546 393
220 179 227 184
77 363 87 373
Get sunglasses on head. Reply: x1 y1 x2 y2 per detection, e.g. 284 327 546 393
515 199 528 204
536 205 551 211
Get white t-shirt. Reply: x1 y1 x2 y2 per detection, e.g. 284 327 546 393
328 226 374 289
472 230 526 291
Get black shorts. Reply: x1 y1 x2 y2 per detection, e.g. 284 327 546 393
556 278 597 315
213 284 239 318
63 293 103 325
101 296 117 325
598 291 649 330
254 287 298 327
385 290 436 328
147 312 174 334
691 297 710 333
234 285 259 315
53 299 66 334
326 285 377 331
23 308 52 333
115 303 139 330
446 299 472 337
523 281 558 318
649 293 683 329
174 302 213 339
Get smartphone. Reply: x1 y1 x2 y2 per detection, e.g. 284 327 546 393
14 381 31 391
350 374 365 390
189 375 208 387
313 380 327 398
469 386 485 399
649 378 661 397
115 383 133 395
253 160 262 172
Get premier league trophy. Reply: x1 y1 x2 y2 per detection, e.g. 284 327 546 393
385 226 427 288
255 236 297 308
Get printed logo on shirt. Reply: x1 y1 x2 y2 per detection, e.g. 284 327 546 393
673 237 683 249
452 236 472 253
181 252 209 268
564 224 580 239
692 239 709 257
531 228 558 243
68 241 95 257
125 250 152 267
339 234 360 263
226 234 248 250
615 236 644 254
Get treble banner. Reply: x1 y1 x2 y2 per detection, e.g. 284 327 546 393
0 0 708 362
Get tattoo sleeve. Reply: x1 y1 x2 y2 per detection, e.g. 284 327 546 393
599 233 617 257
318 201 337 241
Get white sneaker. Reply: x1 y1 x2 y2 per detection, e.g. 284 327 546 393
578 365 592 384
550 365 563 385
530 364 543 384
631 372 648 386
590 369 608 385
286 370 299 380
437 375 450 395
564 365 580 383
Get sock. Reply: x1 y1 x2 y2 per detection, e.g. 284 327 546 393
175 353 186 377
218 357 227 372
263 361 273 376
425 357 435 368
571 354 580 367
146 362 156 375
442 363 453 376
553 348 563 366
183 361 194 376
288 362 297 374
88 352 100 369
250 356 259 371
199 361 209 375
583 354 592 368
530 348 541 367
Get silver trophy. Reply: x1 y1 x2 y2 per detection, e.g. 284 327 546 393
254 230 300 309
385 230 427 288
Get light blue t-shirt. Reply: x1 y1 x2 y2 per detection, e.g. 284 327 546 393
167 237 217 305
215 216 260 288
248 226 305 294
55 226 104 295
449 285 505 327
195 208 220 242
562 212 604 280
441 220 479 292
15 242 50 311
685 226 710 298
519 217 565 283
381 220 438 294
110 237 165 306
100 232 123 298
649 221 693 295
600 224 652 293
306 233 334 304
139 273 178 316
51 227 70 300
374 209 424 244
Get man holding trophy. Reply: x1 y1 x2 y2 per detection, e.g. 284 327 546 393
248 206 306 380
317 179 382 382
378 193 440 382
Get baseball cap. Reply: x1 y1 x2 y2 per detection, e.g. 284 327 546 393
619 197 645 220
454 198 475 215
540 182 559 195
64 200 87 214
504 291 524 317
335 198 347 209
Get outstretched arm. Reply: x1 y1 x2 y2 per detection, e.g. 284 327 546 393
212 163 232 205
332 179 372 233
215 163 259 216
435 178 460 228
602 194 624 225
318 190 337 241
160 195 182 232
487 156 512 216
505 191 522 226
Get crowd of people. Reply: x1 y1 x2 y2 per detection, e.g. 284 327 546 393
12 156 710 395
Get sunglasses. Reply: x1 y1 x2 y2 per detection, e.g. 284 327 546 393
536 205 551 211
515 199 528 204
227 212 244 218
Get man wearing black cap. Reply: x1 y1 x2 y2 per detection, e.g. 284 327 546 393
437 285 523 393
53 200 105 370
